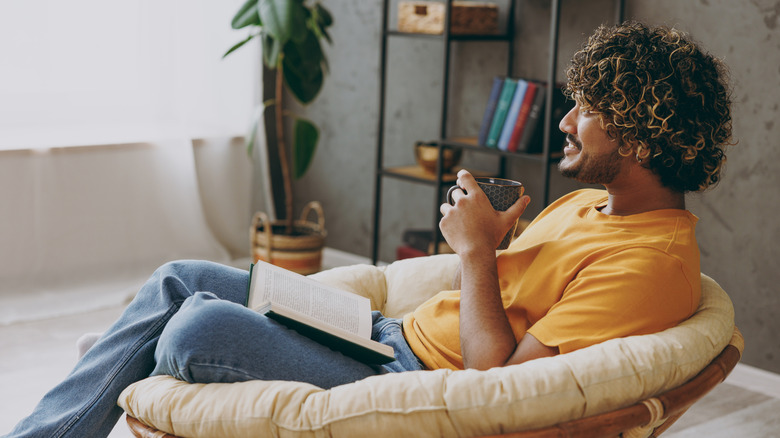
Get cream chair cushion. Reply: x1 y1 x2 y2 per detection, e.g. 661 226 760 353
118 254 734 437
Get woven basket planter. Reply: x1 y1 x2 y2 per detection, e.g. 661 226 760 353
251 201 326 275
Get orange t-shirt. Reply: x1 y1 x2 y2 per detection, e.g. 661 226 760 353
403 189 701 370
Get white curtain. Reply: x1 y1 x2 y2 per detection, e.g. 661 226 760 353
0 0 266 324
0 0 256 149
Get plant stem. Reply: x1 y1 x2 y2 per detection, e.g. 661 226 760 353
275 61 294 235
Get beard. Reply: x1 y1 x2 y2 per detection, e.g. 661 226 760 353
558 141 624 185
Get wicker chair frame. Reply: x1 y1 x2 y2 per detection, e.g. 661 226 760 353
126 328 742 438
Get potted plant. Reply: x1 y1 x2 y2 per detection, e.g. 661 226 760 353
224 0 333 274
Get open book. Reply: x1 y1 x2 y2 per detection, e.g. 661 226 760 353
246 262 395 364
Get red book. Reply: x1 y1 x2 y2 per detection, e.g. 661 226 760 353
506 81 539 152
396 245 428 260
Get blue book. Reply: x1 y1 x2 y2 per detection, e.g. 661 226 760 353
477 76 505 146
485 78 518 148
497 79 529 151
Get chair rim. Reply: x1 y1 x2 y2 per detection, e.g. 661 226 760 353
126 328 743 438
484 327 743 438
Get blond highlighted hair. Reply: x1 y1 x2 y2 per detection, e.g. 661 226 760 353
565 22 733 192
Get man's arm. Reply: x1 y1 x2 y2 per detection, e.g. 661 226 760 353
457 248 557 369
440 170 555 369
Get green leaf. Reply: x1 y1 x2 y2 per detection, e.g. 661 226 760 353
321 28 332 45
223 34 257 59
231 0 261 29
284 60 324 104
314 3 333 27
282 33 323 81
308 3 333 45
288 2 309 43
258 0 306 46
262 33 282 67
292 118 319 179
282 31 326 103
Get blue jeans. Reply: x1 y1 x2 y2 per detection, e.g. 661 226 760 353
5 260 424 438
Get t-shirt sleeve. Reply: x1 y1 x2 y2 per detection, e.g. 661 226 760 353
527 248 699 354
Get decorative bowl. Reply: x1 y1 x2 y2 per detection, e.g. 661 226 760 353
414 141 463 174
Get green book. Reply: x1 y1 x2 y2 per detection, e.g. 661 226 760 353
485 78 518 148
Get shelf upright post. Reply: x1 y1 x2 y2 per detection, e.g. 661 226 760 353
499 0 517 178
615 0 625 24
430 0 455 255
541 0 561 206
371 0 391 265
439 0 453 141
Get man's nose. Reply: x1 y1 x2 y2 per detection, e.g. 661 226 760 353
559 105 577 134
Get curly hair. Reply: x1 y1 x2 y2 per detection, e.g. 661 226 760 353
565 21 733 192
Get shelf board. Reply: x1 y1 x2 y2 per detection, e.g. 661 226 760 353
439 137 564 163
386 30 512 42
381 165 493 185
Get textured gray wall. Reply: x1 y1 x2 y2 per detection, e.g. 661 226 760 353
287 0 780 373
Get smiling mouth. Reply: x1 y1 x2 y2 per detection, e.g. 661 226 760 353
565 134 582 151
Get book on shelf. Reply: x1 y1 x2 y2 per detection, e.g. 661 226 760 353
517 84 569 154
475 76 571 154
497 79 529 151
484 78 518 148
401 229 454 254
396 244 427 260
508 81 543 152
396 242 453 260
246 261 396 364
477 76 505 146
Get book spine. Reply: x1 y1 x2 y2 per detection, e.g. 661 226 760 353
515 82 547 153
477 76 505 146
484 78 518 148
546 85 571 153
497 79 528 151
506 81 538 152
402 229 435 253
245 263 256 307
396 245 427 261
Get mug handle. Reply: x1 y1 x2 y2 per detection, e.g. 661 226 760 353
446 185 466 205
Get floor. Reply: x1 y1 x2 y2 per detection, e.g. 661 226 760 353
2 251 779 437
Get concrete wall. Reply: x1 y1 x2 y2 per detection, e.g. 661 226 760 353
285 0 780 373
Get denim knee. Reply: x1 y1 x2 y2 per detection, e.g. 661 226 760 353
137 260 249 308
151 291 232 381
133 260 201 305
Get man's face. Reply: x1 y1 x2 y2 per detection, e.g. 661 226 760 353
557 101 625 185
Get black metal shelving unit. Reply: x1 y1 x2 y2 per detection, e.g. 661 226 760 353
370 0 624 265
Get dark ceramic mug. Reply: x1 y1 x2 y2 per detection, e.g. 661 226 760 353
446 177 524 250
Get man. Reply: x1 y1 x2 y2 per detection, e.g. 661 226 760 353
5 21 732 438
435 21 732 371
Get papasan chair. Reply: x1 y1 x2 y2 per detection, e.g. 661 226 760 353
118 254 741 438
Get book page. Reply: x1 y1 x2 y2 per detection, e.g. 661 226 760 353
248 262 372 339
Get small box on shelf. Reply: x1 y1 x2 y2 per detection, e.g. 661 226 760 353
398 1 499 35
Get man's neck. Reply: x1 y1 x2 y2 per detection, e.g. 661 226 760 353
600 169 686 216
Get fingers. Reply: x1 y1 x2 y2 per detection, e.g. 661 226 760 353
440 200 453 216
506 195 531 219
456 169 479 193
448 186 466 204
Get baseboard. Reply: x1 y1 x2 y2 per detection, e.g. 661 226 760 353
726 363 780 399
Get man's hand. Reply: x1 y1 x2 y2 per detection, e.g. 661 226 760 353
439 170 554 370
439 170 530 257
